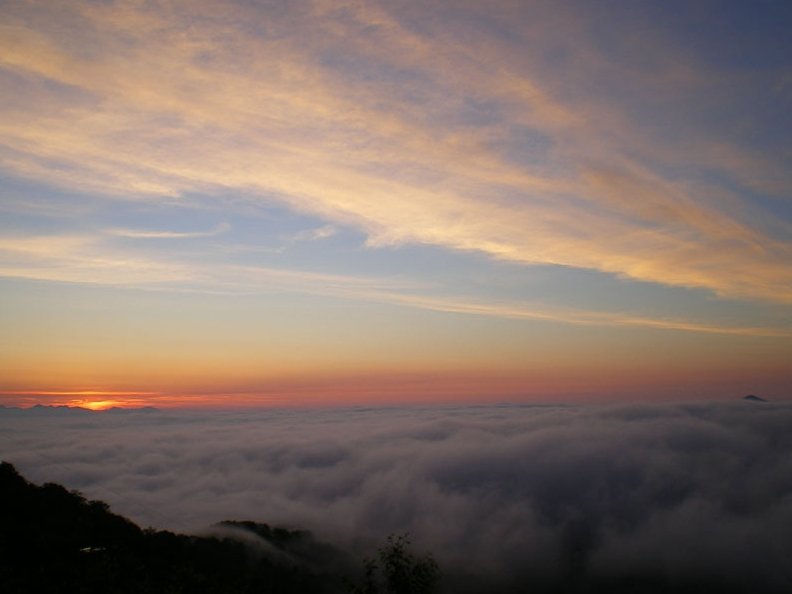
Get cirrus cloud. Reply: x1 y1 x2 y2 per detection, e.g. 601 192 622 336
1 0 791 305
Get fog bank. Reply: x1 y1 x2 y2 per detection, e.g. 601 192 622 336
2 402 791 592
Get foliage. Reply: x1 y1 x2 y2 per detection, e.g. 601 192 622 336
350 534 440 594
0 462 348 594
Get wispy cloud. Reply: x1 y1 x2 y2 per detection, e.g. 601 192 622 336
107 222 230 239
1 232 788 338
359 292 792 338
0 234 197 285
0 0 791 305
291 225 337 242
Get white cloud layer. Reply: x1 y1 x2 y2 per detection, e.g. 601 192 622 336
2 402 792 591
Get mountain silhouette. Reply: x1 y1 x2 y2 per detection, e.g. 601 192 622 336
0 461 351 594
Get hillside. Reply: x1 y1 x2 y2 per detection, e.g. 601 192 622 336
0 462 352 594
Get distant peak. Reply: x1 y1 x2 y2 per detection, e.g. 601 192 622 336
1 404 160 414
106 406 159 413
743 394 767 402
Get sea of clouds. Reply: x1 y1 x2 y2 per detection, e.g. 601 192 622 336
2 401 792 592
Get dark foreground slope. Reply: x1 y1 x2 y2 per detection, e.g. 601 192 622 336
3 453 791 594
0 462 351 594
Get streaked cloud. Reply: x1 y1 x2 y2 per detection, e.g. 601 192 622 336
0 234 197 285
1 231 788 338
365 292 792 338
1 0 790 305
0 1 790 404
292 225 337 242
107 222 230 239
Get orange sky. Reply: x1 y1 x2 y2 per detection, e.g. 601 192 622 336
1 1 790 407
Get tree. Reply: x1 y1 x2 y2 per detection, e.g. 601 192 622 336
351 534 440 594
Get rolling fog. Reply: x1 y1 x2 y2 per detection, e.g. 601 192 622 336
2 401 792 591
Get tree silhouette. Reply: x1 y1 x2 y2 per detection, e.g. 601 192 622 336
351 534 439 594
0 461 350 594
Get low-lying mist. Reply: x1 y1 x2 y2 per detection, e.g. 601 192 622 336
2 401 791 592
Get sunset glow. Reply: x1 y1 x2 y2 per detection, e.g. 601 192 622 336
68 399 129 411
1 0 790 407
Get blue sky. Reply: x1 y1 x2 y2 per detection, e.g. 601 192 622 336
0 0 790 406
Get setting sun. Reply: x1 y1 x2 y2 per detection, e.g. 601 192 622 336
68 399 124 411
1 2 791 592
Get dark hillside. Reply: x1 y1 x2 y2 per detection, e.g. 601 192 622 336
0 462 349 594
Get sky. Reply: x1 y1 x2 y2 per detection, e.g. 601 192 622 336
1 0 791 407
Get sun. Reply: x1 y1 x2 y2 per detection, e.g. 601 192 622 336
63 393 149 410
78 399 122 411
66 398 124 410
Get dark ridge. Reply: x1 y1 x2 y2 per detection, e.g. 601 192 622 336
0 461 350 594
105 406 160 414
2 461 786 593
214 520 354 573
0 405 160 414
32 404 91 412
743 394 768 402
